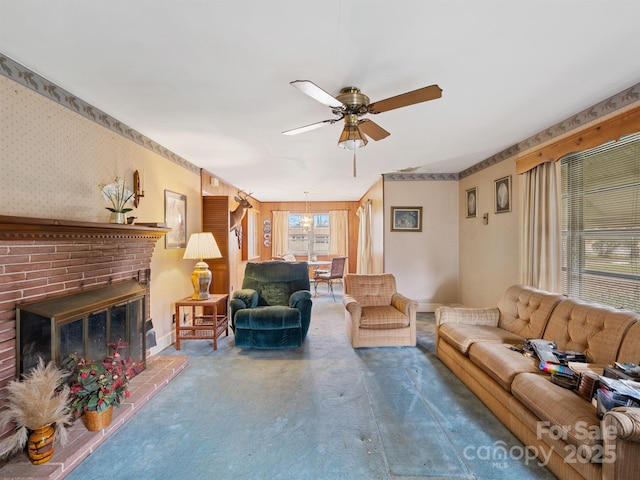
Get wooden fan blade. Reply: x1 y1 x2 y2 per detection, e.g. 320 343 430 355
290 80 344 108
282 119 336 135
368 84 442 114
358 119 390 141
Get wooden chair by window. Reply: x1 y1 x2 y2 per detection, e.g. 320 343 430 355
313 257 347 301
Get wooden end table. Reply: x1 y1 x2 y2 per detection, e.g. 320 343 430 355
175 294 229 350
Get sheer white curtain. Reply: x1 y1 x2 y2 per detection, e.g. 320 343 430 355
356 201 372 274
329 210 348 256
272 211 289 258
521 161 561 291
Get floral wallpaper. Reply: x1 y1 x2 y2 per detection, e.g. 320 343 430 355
0 53 198 175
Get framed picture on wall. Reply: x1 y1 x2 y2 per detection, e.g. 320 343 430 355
465 187 477 218
494 176 511 213
391 206 422 232
164 190 187 248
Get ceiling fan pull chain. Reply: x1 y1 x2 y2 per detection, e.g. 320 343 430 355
353 151 357 177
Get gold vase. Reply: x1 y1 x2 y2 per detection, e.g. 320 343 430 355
82 406 113 431
27 423 55 465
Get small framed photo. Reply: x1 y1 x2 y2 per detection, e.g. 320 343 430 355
391 207 422 232
465 187 477 218
164 190 187 248
494 176 511 213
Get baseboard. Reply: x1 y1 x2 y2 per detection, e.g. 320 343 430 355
417 302 444 313
417 302 466 313
149 331 175 357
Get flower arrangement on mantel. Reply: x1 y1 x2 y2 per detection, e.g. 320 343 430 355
99 176 134 218
62 340 141 419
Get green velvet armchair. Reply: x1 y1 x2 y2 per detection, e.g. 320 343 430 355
230 261 313 348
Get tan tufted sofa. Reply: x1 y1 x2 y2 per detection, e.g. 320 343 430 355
343 273 417 348
435 284 640 480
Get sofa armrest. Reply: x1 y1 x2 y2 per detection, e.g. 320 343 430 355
602 407 640 480
391 293 418 320
232 289 259 309
435 306 500 328
290 290 311 308
604 407 640 442
342 294 362 320
230 289 258 330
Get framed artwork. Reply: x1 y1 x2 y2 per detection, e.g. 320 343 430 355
164 190 187 248
391 207 422 232
465 187 477 218
494 176 511 213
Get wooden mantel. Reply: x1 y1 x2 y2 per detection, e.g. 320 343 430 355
0 215 171 240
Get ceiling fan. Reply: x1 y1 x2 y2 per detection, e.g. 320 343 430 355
282 80 443 176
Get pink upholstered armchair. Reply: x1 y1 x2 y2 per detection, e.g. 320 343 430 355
342 273 418 348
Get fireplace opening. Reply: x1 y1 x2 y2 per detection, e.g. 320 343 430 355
16 280 146 376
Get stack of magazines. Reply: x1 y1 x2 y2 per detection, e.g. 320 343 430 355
524 339 587 377
596 376 640 417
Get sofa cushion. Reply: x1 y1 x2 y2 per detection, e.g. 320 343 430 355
468 342 543 391
497 284 564 338
542 298 638 365
234 306 301 330
344 273 396 307
438 324 524 355
512 372 603 462
260 282 291 306
359 305 409 329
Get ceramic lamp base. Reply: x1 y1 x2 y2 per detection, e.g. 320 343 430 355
191 260 212 300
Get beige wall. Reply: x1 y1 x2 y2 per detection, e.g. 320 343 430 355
383 179 459 311
458 160 521 307
0 76 201 356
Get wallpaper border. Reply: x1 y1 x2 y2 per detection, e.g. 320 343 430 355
385 82 640 182
0 53 200 175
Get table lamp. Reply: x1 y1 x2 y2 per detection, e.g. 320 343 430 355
183 232 222 300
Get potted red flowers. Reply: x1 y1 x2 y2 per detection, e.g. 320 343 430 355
62 340 140 431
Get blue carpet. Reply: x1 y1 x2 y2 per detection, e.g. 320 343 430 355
65 286 556 480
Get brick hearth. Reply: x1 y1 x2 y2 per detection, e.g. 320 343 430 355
0 354 189 479
0 215 170 388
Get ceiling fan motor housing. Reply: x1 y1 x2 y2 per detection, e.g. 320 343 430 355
336 87 370 115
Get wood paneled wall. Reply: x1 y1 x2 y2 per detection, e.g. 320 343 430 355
259 201 359 273
202 196 230 295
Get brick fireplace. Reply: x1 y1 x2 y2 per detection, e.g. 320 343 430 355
0 215 168 415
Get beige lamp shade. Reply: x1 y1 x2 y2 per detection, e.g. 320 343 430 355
183 232 222 300
183 232 222 260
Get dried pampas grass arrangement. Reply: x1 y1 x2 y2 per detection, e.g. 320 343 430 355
0 358 73 460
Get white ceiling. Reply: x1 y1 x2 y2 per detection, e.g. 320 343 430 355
1 1 639 202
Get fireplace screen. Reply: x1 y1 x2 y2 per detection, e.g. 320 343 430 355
16 281 146 375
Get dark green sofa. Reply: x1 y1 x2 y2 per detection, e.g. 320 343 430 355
230 261 313 348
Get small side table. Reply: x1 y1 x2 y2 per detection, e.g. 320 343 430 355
175 294 229 350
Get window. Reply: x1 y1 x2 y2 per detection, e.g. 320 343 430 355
288 213 330 256
247 210 259 260
561 132 640 311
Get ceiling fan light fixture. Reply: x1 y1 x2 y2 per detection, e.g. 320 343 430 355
337 125 367 151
